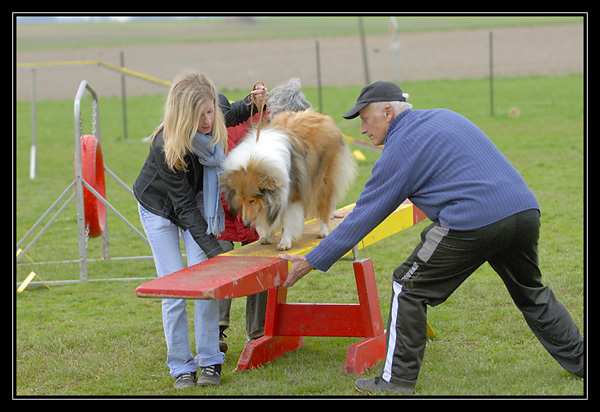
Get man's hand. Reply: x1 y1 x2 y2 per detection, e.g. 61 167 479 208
278 254 313 288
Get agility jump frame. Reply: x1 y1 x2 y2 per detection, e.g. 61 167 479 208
16 81 151 287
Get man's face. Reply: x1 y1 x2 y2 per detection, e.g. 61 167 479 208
359 103 394 146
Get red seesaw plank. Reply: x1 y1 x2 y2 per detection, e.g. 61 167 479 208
135 255 287 300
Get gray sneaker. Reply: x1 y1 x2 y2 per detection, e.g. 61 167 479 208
196 364 222 386
173 371 196 389
354 377 415 394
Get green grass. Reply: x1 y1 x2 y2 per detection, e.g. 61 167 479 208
14 74 585 397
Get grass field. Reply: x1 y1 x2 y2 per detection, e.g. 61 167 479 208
14 74 585 397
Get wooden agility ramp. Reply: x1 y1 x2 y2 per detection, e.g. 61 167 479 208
136 200 435 374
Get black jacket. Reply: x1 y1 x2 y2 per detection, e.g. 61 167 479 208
133 94 258 258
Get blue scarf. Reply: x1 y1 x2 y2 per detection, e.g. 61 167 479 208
190 131 225 237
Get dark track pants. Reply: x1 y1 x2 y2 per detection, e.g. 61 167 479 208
382 209 584 388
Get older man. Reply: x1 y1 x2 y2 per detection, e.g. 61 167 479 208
279 81 584 394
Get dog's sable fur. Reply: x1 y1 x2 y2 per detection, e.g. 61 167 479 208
221 110 357 250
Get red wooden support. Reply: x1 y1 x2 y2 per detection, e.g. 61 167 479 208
235 258 386 375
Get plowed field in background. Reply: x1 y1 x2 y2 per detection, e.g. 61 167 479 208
16 22 583 101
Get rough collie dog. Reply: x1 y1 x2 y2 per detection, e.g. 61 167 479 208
221 110 357 251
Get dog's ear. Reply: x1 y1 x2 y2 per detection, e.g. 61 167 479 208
259 176 282 226
220 172 231 188
258 176 279 194
220 174 237 207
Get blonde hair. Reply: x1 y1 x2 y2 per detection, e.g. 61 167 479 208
152 69 227 171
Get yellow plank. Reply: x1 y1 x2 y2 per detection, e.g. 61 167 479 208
357 202 414 250
225 202 416 258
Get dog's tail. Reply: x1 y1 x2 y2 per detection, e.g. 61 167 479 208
330 132 358 206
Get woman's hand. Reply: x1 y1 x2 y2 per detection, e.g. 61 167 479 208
250 83 269 107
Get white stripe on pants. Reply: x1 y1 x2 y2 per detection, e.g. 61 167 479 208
382 280 403 382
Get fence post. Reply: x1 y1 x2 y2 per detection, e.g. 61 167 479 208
29 68 37 180
315 40 323 113
358 17 370 85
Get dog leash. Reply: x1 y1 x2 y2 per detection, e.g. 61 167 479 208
244 81 267 141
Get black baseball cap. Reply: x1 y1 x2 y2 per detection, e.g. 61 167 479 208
342 81 407 119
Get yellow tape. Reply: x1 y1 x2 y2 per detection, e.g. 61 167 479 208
97 62 172 87
16 60 172 88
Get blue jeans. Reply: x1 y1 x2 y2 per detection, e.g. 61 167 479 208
138 204 224 378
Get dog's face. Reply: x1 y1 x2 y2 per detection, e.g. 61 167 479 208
221 167 280 227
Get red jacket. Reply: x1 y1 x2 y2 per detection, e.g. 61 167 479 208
216 114 261 243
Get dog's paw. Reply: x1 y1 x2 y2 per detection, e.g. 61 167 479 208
276 239 292 251
317 223 329 238
259 237 272 245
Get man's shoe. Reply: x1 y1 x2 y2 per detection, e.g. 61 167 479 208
173 371 196 389
197 364 222 386
219 326 228 353
354 377 415 395
245 334 263 345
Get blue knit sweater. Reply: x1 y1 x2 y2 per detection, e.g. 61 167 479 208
306 108 540 272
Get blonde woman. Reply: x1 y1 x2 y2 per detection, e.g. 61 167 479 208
134 69 267 389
